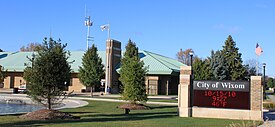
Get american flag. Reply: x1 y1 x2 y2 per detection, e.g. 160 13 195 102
255 43 263 56
100 24 109 31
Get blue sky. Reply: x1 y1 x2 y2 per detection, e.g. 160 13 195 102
0 0 274 77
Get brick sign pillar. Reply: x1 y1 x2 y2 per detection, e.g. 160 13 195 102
178 66 192 117
250 76 263 120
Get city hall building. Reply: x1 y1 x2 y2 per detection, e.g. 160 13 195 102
0 39 185 95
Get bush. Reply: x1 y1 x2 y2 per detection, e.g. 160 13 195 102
263 102 275 110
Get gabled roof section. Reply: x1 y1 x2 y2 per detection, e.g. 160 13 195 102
116 50 185 75
0 50 184 75
0 51 106 73
69 51 106 73
0 52 33 72
140 50 185 75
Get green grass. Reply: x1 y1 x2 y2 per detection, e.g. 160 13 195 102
76 95 178 103
98 97 177 103
0 100 261 127
147 99 178 103
78 95 178 103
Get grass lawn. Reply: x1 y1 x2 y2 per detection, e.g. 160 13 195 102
81 94 178 103
0 100 260 127
93 97 178 103
147 98 177 103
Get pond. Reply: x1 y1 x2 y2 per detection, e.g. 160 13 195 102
0 103 44 115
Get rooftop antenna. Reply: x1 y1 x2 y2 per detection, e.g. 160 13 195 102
84 4 93 50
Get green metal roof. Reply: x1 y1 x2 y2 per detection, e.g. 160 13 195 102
0 50 185 75
140 50 185 75
0 51 106 73
69 51 106 73
0 52 33 72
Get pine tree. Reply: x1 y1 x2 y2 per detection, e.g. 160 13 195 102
193 58 213 80
78 44 104 97
210 50 228 80
25 37 71 110
119 39 147 104
220 35 246 80
23 66 32 86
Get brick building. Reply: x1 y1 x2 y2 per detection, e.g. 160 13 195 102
0 39 185 95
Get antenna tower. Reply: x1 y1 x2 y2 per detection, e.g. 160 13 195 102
85 6 93 50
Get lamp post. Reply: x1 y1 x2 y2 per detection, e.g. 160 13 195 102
263 63 266 100
189 51 193 67
189 51 194 117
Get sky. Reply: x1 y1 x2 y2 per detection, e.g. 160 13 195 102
0 0 274 77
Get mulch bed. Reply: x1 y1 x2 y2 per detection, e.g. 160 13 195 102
19 109 80 120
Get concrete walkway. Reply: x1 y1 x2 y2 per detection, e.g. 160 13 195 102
0 94 89 110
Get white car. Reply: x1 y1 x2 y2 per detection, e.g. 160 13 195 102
18 85 27 93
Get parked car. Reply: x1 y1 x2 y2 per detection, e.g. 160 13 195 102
18 85 27 93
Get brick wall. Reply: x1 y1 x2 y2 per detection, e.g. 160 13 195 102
250 76 262 111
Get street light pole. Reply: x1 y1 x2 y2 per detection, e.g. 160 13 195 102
189 51 194 117
263 63 266 100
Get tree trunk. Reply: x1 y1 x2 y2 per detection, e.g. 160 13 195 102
48 86 51 110
125 109 130 115
90 86 93 98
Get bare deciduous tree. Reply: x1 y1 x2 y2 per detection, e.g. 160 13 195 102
176 48 193 65
20 42 42 52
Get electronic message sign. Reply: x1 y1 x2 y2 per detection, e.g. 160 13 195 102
193 81 250 110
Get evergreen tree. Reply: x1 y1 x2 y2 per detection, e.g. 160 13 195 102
210 50 228 80
78 44 104 97
193 58 213 80
23 67 32 84
119 39 148 104
204 58 214 80
25 37 71 110
221 35 246 80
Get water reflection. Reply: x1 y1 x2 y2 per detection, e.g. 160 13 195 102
0 103 44 114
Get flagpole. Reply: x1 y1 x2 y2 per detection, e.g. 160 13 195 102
108 24 110 40
255 43 263 75
256 55 259 76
